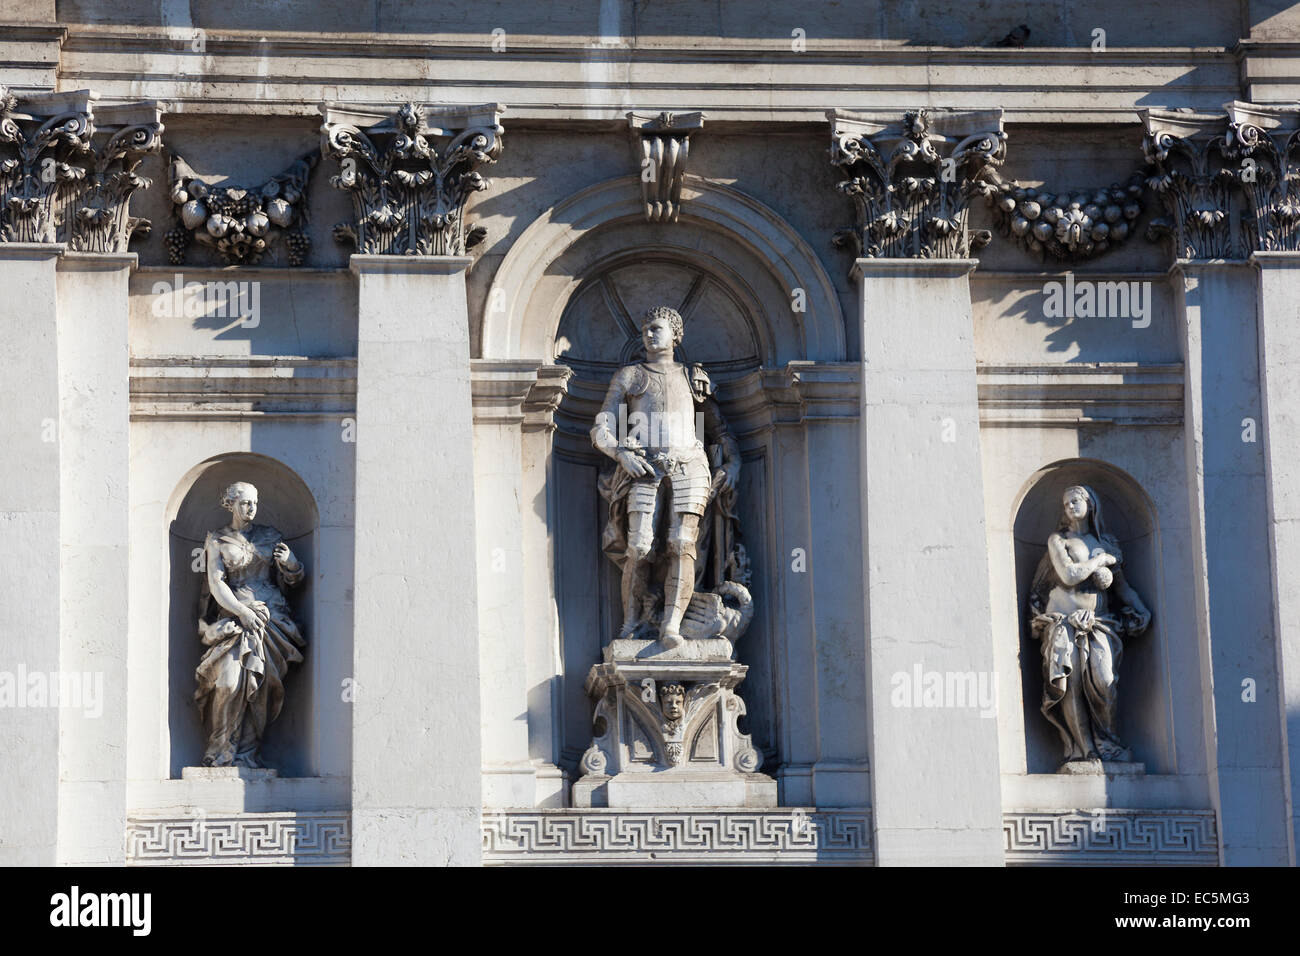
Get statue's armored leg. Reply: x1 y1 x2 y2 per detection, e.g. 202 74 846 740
620 507 656 638
661 512 700 647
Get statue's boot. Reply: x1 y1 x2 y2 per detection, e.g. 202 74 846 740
661 552 695 648
619 557 651 638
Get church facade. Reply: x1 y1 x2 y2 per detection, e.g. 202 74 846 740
2 0 1299 866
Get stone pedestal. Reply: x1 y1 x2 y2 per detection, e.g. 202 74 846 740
854 258 1004 866
572 654 776 809
1058 760 1145 776
181 767 279 782
349 255 482 865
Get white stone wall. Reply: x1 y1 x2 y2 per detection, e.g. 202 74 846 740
0 0 1297 866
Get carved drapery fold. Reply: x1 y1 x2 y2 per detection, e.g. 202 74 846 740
320 101 504 256
628 110 704 223
0 87 164 251
165 152 316 266
828 107 1006 259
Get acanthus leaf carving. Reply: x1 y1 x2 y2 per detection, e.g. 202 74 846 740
0 87 164 251
1223 102 1300 254
321 101 504 256
828 107 1006 259
165 151 316 266
1140 108 1247 260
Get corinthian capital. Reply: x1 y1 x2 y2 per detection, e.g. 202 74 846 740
0 88 164 251
828 108 1005 259
320 101 504 256
1140 108 1248 260
1223 102 1300 254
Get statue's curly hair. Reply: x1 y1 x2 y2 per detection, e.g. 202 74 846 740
659 682 686 699
220 481 258 511
641 305 684 345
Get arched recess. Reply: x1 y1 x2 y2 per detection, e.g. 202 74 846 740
165 453 319 778
1011 459 1173 775
476 172 864 804
481 174 846 364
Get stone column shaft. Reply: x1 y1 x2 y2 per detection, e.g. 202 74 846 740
1174 260 1290 865
55 252 134 864
0 245 63 865
1252 252 1300 863
856 258 1003 866
350 255 482 865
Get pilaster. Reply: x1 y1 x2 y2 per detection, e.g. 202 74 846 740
349 254 482 865
855 257 1004 865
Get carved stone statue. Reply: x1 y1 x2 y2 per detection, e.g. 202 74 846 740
195 481 306 769
1028 484 1151 772
591 304 750 650
575 306 772 808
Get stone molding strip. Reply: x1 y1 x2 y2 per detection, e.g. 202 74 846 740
126 811 351 866
129 356 356 421
1003 809 1218 865
482 808 873 865
977 363 1184 427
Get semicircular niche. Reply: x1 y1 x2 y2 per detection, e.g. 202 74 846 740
553 256 762 379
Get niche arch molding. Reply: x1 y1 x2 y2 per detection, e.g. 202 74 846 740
481 174 846 365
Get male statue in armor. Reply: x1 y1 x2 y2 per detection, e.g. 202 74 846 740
591 305 741 648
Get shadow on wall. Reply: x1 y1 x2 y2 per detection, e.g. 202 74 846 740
1012 458 1173 774
166 452 320 778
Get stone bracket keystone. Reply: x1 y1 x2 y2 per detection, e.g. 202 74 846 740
628 110 704 223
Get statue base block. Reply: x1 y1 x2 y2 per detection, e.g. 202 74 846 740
604 637 734 662
1056 759 1145 776
573 656 774 808
574 770 777 808
181 767 279 781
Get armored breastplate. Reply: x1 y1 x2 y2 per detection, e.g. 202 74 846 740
634 364 699 452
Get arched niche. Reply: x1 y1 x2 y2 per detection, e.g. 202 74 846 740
549 257 778 775
165 453 319 777
484 173 853 796
481 174 846 364
1011 459 1172 774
